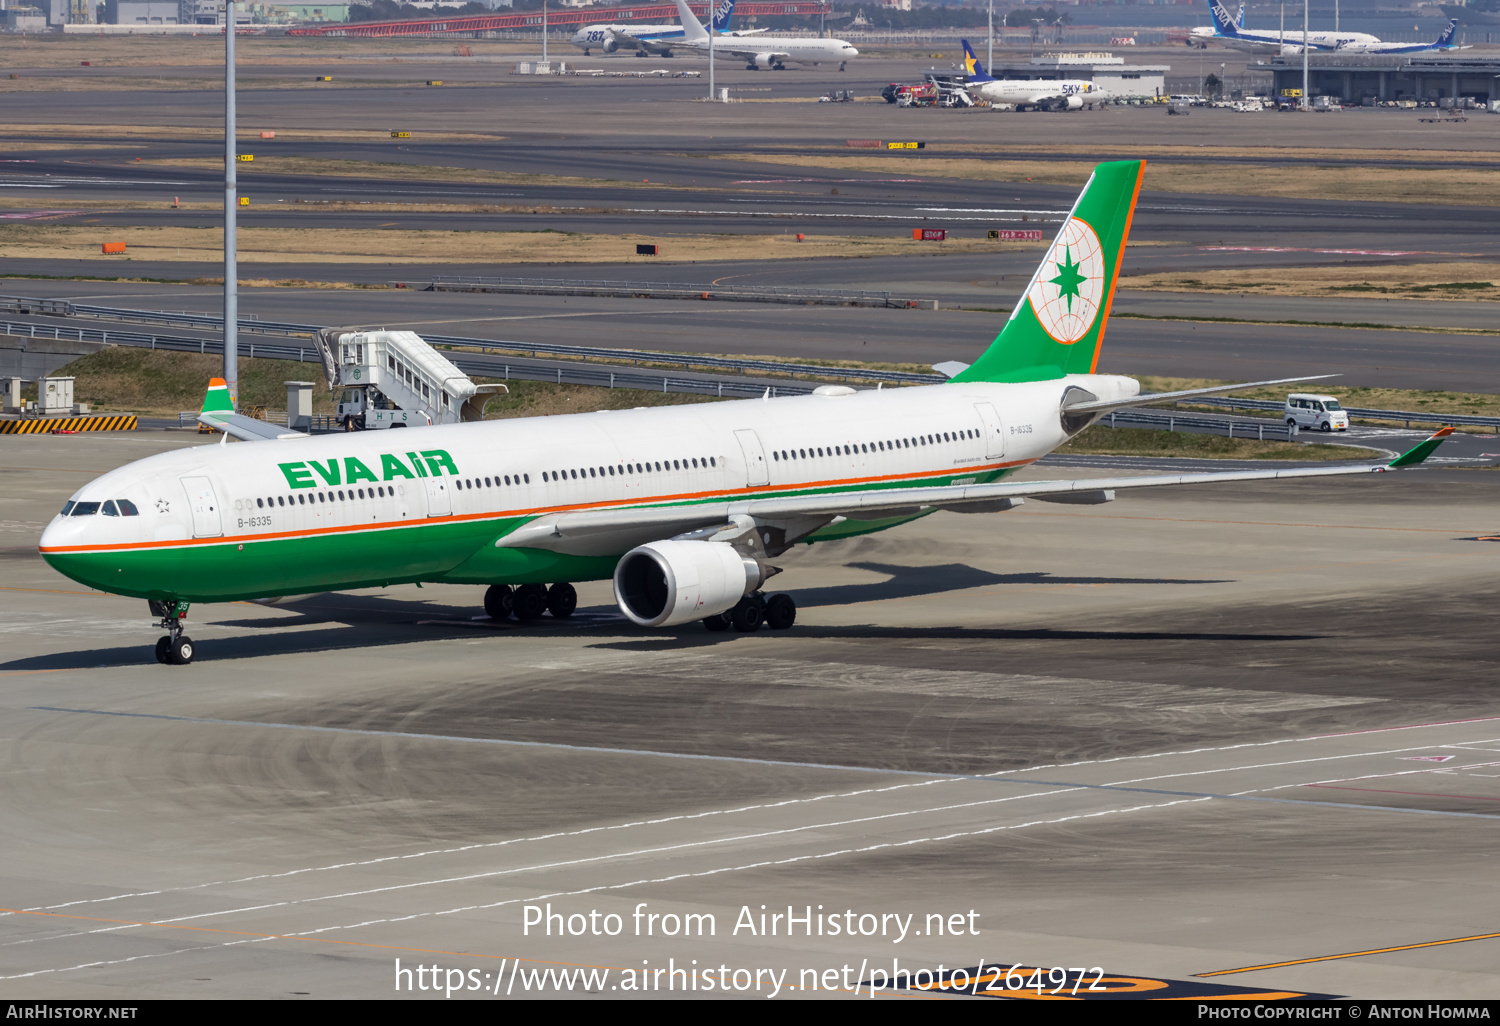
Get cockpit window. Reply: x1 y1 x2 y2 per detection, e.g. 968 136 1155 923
117 499 140 516
101 500 119 517
61 501 75 517
72 502 100 517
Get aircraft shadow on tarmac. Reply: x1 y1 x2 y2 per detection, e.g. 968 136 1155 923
791 561 1231 608
4 564 1310 671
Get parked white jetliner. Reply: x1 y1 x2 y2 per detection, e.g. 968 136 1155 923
1200 0 1376 53
572 0 739 57
671 0 857 70
38 160 1452 665
960 40 1108 110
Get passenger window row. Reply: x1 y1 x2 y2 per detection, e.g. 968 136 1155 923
63 499 139 517
772 429 978 463
539 457 716 484
455 473 531 491
257 486 395 509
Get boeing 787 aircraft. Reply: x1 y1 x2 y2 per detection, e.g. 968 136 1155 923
38 161 1451 664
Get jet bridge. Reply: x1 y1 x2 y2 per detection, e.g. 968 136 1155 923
313 328 506 430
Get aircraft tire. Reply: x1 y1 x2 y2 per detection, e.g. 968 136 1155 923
514 583 548 620
546 583 577 618
764 593 796 630
729 595 762 633
155 637 171 664
484 584 514 620
171 636 194 665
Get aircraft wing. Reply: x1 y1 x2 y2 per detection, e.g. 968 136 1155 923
498 428 1454 554
709 43 791 61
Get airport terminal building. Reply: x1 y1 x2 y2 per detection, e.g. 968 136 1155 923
1267 53 1500 104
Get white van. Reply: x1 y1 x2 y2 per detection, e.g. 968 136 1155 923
1285 393 1349 433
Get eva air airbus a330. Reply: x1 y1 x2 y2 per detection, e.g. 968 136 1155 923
39 161 1450 664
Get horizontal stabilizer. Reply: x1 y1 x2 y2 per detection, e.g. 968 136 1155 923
1062 374 1337 415
197 411 309 442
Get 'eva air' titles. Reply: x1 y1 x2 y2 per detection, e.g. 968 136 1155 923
277 449 458 489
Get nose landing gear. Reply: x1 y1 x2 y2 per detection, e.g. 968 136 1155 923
149 599 194 665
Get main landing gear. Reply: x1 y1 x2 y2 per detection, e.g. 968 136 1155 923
702 591 795 633
485 583 577 622
149 599 194 665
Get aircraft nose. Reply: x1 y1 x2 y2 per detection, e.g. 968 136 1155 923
38 514 72 554
846 46 859 55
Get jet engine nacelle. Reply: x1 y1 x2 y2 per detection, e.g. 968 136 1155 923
601 32 619 53
613 540 763 627
751 53 777 68
1065 94 1084 109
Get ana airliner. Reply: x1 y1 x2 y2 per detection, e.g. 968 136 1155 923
671 0 857 70
572 0 741 57
39 161 1452 664
1201 0 1378 53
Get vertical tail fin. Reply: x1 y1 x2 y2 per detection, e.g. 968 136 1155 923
1236 2 1246 29
711 0 735 33
1208 0 1239 36
201 377 234 415
960 39 995 82
951 161 1145 385
672 0 710 44
1435 18 1458 46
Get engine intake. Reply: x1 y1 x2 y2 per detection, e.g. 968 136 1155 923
613 540 763 627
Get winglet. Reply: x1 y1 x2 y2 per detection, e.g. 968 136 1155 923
1385 426 1454 469
201 377 233 415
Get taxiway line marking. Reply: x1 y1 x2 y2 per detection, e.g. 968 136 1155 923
30 707 1500 818
1015 509 1485 534
16 712 1499 928
1198 931 1500 978
1305 783 1500 803
0 797 1203 982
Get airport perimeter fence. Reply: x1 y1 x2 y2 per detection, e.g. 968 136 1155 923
0 318 818 406
0 296 944 386
418 275 906 309
10 296 1497 434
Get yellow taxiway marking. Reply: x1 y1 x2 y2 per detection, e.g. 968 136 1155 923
1199 930 1500 977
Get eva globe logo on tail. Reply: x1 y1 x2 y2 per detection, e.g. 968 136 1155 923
1027 218 1105 345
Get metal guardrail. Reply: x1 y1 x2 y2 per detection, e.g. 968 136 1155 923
417 275 905 309
0 319 315 361
1177 396 1500 432
3 318 814 401
0 296 944 386
21 292 1495 430
1106 409 1298 442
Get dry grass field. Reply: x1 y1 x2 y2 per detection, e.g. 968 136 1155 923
717 153 1500 207
1122 262 1500 302
0 224 1042 264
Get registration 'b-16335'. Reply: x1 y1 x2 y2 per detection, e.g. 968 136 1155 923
38 160 1452 664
